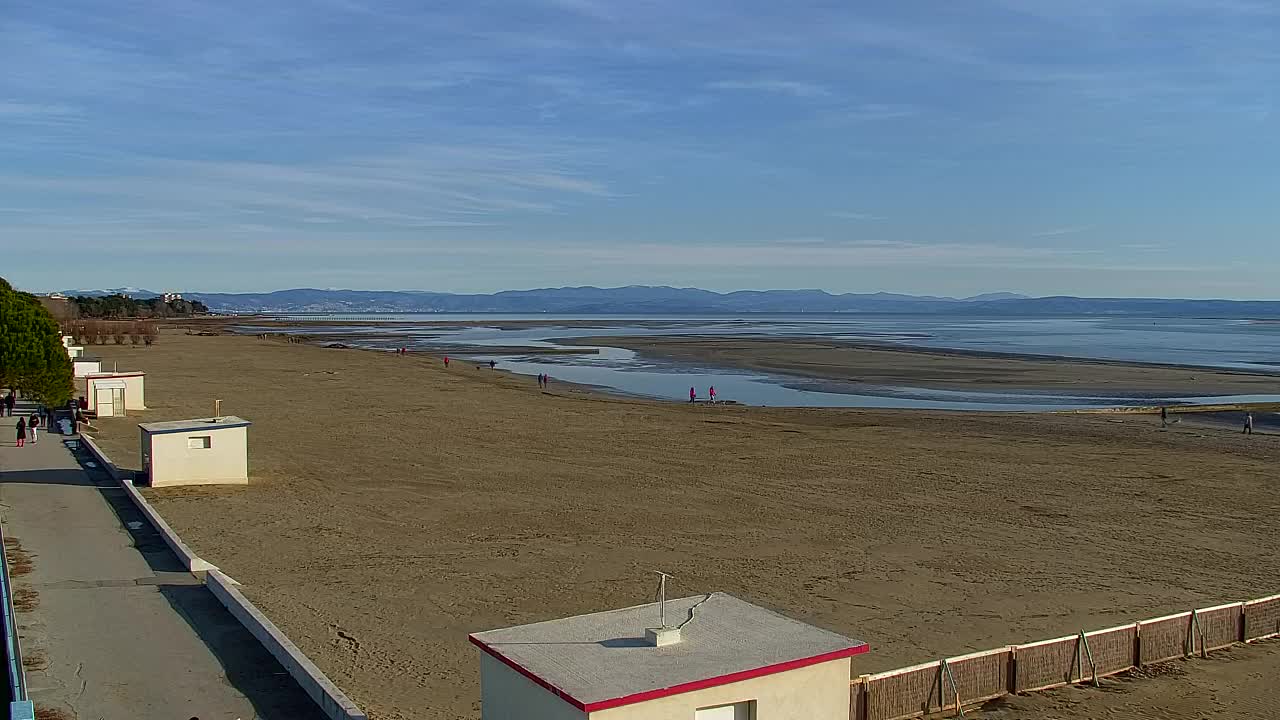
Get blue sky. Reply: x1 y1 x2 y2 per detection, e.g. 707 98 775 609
2 0 1278 297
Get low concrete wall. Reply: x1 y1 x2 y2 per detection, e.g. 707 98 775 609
80 433 216 573
79 432 367 720
206 570 368 720
78 433 123 483
119 479 217 574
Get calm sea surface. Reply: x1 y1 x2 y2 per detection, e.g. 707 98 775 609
246 314 1280 410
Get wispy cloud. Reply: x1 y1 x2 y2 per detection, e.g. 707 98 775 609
1030 226 1091 238
0 102 80 118
708 79 831 98
824 104 918 123
776 236 829 245
830 211 886 221
553 238 1099 269
0 140 613 231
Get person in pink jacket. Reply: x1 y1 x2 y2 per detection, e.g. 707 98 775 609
689 387 696 403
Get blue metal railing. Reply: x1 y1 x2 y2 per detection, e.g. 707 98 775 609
0 522 33 719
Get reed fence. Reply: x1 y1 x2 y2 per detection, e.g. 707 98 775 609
851 593 1280 720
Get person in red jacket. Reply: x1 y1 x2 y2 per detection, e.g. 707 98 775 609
444 356 450 368
689 387 696 403
709 386 717 403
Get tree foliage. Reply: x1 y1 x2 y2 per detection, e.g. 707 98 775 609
72 294 207 318
0 278 74 405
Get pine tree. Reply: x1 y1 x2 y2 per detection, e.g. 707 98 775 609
0 277 74 405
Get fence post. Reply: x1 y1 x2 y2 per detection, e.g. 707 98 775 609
855 674 869 720
1072 634 1081 684
936 660 944 715
1078 631 1098 687
1238 602 1247 643
1134 621 1143 668
940 658 964 718
1007 645 1018 694
1186 609 1207 659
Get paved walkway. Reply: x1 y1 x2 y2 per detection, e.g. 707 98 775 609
0 402 325 720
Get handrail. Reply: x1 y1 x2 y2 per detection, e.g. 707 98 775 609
0 522 28 704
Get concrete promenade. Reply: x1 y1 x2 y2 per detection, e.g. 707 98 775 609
0 402 325 720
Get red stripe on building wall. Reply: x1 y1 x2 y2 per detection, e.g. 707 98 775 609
468 635 590 711
469 635 869 713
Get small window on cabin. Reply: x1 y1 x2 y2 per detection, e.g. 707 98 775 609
188 436 212 449
695 700 755 720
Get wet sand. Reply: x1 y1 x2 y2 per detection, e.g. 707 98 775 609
577 335 1280 395
87 332 1280 720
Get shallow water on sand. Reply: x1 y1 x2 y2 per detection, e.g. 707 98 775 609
247 315 1280 410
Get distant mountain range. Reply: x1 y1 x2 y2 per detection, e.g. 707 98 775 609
54 286 1280 317
64 287 163 297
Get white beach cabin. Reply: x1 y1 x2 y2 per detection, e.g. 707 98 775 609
139 417 251 487
85 372 146 416
72 357 102 378
470 592 868 720
61 335 84 359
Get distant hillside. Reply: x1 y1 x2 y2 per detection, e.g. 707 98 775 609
171 286 1280 318
62 287 161 298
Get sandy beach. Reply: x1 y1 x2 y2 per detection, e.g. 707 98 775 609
86 331 1280 720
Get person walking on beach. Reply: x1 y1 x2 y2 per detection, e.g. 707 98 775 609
689 387 696 403
1244 412 1254 435
489 360 496 369
709 386 717 404
15 418 26 448
444 356 450 368
27 412 39 444
1160 407 1167 428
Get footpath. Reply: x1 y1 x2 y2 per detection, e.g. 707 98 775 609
0 402 325 720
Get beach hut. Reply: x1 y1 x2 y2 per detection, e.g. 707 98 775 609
72 357 102 378
470 592 868 720
61 335 84 358
85 372 146 416
138 416 251 487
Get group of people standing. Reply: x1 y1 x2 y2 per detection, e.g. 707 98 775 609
14 414 40 447
689 386 718 403
7 388 42 448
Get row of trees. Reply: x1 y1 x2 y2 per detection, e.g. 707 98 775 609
0 278 73 405
69 320 160 346
71 294 208 319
